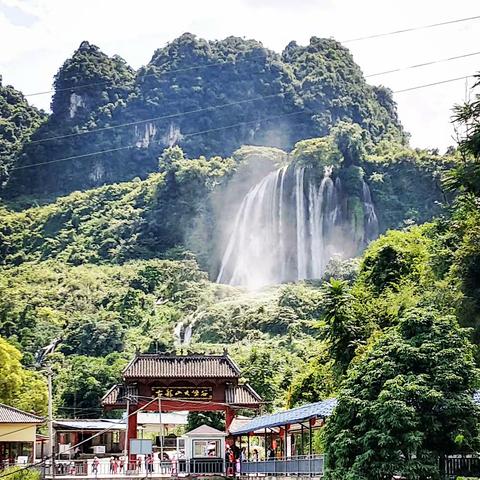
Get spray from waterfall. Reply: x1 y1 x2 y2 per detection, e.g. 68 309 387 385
217 164 379 289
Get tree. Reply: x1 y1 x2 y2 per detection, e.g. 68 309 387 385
445 73 480 196
332 122 367 167
287 348 336 407
0 336 48 415
324 307 480 480
61 314 126 357
321 279 366 377
15 370 49 416
0 336 24 405
240 348 279 411
55 353 126 414
186 412 225 431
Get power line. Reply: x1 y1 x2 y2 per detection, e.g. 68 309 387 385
21 14 480 99
366 51 480 78
393 75 475 93
10 110 304 171
342 14 480 43
28 93 288 145
0 396 159 480
24 50 480 148
8 74 479 173
11 144 134 171
0 422 46 439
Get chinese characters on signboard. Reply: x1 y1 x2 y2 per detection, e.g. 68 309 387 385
153 386 213 400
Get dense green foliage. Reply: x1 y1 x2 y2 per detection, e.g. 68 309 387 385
1 34 479 479
0 466 41 480
325 308 480 480
4 34 406 196
0 76 46 185
0 135 450 276
320 73 480 478
0 336 48 415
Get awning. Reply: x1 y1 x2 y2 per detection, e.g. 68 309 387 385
230 399 337 435
53 419 126 431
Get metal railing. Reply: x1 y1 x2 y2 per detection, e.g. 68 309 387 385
444 455 480 477
2 455 325 478
240 455 324 476
41 460 176 477
39 458 228 477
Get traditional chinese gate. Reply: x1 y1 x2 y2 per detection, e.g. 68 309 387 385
102 352 262 459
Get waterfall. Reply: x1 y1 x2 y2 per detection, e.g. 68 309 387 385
217 165 379 289
295 167 307 279
362 180 379 242
173 320 193 346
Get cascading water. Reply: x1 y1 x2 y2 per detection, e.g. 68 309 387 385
216 164 379 289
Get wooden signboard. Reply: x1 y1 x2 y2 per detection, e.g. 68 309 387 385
153 386 213 400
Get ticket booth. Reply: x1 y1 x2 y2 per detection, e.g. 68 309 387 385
180 425 227 474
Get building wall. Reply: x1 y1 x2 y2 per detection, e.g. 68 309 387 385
0 424 36 442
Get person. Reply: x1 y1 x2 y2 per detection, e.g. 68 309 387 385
229 448 235 475
119 456 124 472
225 447 234 476
171 451 178 476
252 448 259 462
112 458 119 474
146 454 154 474
92 456 99 475
268 448 275 460
109 456 115 474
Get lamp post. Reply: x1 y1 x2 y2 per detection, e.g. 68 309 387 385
158 396 164 471
46 367 55 480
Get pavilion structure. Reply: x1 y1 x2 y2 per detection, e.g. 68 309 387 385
102 352 262 458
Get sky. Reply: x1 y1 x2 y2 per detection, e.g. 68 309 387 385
0 0 479 152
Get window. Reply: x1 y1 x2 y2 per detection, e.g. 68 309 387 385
193 440 219 458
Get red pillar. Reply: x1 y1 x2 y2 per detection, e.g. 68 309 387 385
128 405 138 461
225 408 235 433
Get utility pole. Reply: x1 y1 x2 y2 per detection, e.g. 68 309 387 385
124 398 130 471
47 368 55 480
158 396 164 472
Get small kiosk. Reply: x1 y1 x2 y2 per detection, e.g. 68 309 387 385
180 425 227 474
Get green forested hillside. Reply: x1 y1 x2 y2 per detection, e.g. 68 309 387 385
2 33 480 480
0 134 450 273
0 128 456 417
0 76 46 185
3 34 405 196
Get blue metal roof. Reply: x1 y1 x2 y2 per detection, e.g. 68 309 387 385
230 398 337 435
232 391 480 436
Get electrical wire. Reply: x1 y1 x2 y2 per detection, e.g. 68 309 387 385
0 396 159 479
393 75 475 93
0 422 46 440
10 110 304 171
27 92 289 145
17 51 480 148
365 51 480 78
7 74 479 173
19 14 480 99
341 14 480 43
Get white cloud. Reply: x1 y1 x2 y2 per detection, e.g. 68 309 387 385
0 0 478 150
